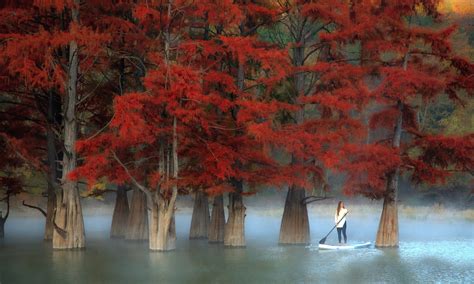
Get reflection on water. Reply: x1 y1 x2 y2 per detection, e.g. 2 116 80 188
1 214 473 283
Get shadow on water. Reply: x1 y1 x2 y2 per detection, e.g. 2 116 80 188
330 249 415 283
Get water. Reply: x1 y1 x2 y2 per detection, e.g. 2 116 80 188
1 214 473 283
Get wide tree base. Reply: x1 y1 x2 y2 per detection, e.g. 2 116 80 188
52 201 85 250
149 203 176 251
125 188 148 241
189 191 210 240
375 196 399 248
224 192 246 247
279 186 310 245
110 186 130 239
0 220 4 239
209 194 225 243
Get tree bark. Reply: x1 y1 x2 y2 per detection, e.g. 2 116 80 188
110 185 130 238
149 194 177 251
52 2 85 249
224 181 246 247
125 188 148 240
149 117 179 251
278 43 311 245
375 101 403 248
189 191 210 240
0 219 4 239
209 194 225 243
279 185 310 245
0 197 8 239
45 91 60 241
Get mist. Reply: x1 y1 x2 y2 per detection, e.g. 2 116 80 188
1 196 473 283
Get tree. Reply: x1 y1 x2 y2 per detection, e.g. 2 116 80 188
0 2 62 241
0 136 25 239
254 0 370 245
85 1 151 241
0 0 110 248
74 0 199 251
338 0 474 247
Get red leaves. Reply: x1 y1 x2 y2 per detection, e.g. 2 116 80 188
2 0 471 204
374 66 447 102
414 134 474 172
192 0 243 27
111 93 155 146
341 144 402 198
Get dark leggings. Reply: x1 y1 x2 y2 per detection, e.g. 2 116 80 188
337 222 347 243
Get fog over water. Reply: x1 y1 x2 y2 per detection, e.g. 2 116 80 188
1 200 473 283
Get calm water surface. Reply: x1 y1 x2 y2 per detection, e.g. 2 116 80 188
1 214 473 283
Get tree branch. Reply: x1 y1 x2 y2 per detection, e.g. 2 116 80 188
22 201 47 217
111 150 151 199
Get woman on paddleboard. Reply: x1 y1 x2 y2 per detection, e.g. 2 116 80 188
335 201 348 244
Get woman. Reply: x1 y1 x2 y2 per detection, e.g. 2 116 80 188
335 201 348 244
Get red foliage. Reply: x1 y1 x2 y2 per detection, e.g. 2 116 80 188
340 0 473 198
1 0 472 204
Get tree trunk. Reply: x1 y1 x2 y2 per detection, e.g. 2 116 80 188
375 101 403 248
278 43 311 245
149 199 176 251
279 185 310 245
189 191 210 240
125 188 148 240
149 117 178 251
45 91 60 241
224 181 246 247
110 185 130 238
53 190 85 249
375 172 399 248
44 185 55 241
52 3 85 249
209 194 225 243
0 218 4 239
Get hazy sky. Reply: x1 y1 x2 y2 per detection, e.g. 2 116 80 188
441 0 474 15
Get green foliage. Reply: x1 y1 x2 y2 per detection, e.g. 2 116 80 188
440 97 474 135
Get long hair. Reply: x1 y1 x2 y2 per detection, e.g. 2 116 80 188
337 201 344 216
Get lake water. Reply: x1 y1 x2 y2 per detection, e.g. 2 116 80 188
1 213 473 283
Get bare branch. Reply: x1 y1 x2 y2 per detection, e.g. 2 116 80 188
22 201 47 217
111 150 151 199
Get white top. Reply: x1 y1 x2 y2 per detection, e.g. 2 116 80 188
335 208 348 228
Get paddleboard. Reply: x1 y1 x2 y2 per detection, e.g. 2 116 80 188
318 242 371 250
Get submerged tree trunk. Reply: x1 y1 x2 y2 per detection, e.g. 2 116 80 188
149 117 179 251
125 188 148 240
0 196 9 239
279 185 310 245
149 195 177 251
209 194 225 243
52 3 85 249
45 91 60 241
224 181 246 247
110 185 130 238
0 219 4 239
375 172 399 247
189 191 210 240
44 183 55 241
376 101 403 248
278 44 310 245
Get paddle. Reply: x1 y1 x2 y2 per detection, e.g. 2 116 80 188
319 212 348 244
